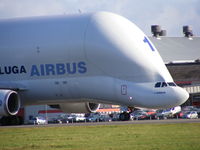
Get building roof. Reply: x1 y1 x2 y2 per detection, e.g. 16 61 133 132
149 37 200 63
149 36 200 86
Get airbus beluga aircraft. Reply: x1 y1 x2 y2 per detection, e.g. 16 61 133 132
0 12 188 119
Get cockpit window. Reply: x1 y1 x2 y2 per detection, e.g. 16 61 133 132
161 82 168 87
155 82 161 88
167 82 176 86
155 82 177 88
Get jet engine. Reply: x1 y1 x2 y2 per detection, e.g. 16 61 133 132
51 102 100 113
0 90 20 116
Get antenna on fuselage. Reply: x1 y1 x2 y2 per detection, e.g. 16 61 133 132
78 9 82 14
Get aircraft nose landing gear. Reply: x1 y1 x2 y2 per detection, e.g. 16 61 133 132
119 107 135 121
119 112 130 121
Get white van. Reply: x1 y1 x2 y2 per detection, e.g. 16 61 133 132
29 116 47 125
156 106 181 119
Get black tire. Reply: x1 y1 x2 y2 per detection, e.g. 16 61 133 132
119 112 130 121
0 116 23 126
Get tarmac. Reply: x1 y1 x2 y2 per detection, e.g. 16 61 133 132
1 118 200 128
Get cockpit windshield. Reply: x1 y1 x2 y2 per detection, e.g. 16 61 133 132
155 82 177 88
167 82 176 86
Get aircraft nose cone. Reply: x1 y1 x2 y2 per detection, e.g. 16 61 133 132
175 87 189 105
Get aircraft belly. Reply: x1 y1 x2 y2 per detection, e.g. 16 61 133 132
20 76 118 105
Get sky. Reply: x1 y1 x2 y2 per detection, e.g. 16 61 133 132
0 0 199 36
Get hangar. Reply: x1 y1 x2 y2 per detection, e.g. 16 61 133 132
149 26 200 106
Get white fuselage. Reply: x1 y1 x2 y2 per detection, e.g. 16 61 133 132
0 12 189 109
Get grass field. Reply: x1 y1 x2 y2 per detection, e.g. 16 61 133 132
0 123 200 150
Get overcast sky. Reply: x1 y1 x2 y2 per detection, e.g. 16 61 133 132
0 0 199 36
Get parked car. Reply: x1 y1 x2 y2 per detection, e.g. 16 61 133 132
156 106 181 119
87 115 100 122
182 111 198 119
132 112 149 120
155 109 170 119
130 110 146 120
86 113 101 122
145 110 157 119
75 115 86 122
99 115 112 122
176 111 184 118
29 116 47 125
66 114 77 123
172 106 181 114
110 113 120 121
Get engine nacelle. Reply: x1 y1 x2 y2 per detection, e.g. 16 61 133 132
0 90 20 116
59 102 100 113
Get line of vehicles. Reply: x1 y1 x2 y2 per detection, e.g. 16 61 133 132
27 106 200 125
28 113 113 125
130 106 199 120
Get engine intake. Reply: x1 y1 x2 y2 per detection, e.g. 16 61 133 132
0 90 20 116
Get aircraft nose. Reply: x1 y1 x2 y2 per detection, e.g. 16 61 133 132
173 87 189 106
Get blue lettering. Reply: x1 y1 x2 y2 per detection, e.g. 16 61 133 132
12 66 18 74
143 36 155 51
5 66 11 74
0 68 4 74
20 66 27 73
40 64 45 76
66 63 76 74
45 64 55 75
0 61 87 76
0 66 27 75
56 63 66 75
31 65 40 76
78 62 87 73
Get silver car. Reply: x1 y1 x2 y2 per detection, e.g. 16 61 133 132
182 111 198 119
